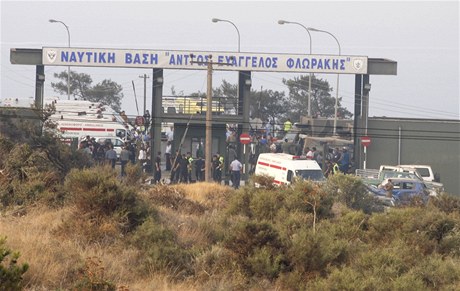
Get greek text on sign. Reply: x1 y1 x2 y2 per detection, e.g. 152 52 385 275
42 47 368 74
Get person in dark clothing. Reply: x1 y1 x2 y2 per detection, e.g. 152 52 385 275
128 142 136 164
143 110 151 128
171 151 181 184
195 156 204 182
212 155 221 183
179 154 189 183
155 151 161 184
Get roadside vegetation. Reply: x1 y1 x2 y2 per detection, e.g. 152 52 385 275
1 125 460 290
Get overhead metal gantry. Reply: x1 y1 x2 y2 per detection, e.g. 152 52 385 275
10 47 397 178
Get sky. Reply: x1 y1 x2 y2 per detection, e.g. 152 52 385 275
1 0 459 120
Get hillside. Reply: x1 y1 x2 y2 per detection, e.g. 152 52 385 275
1 128 460 290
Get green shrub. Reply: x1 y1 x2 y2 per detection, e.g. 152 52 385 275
287 228 349 274
285 180 334 219
225 187 252 217
224 221 283 258
249 189 285 222
193 245 236 281
0 237 29 291
411 255 460 289
275 270 307 291
247 246 287 279
223 220 287 278
429 193 460 214
325 173 380 214
64 166 149 233
274 208 314 244
130 218 194 279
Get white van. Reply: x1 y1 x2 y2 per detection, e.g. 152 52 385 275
255 153 325 185
46 118 128 141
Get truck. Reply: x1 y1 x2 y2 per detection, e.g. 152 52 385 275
255 153 325 185
398 164 440 183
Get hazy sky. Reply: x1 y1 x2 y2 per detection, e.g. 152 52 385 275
1 1 459 119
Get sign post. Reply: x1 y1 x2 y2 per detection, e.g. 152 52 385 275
361 136 371 170
240 133 251 175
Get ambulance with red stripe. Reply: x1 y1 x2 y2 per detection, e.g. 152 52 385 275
255 153 325 185
47 116 128 140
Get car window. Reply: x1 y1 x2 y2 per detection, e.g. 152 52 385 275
114 139 124 146
415 167 430 177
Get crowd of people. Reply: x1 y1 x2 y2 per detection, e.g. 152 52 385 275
76 112 352 187
77 134 152 178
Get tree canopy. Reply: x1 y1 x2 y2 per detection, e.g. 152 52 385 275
51 70 124 112
182 75 352 125
283 74 352 121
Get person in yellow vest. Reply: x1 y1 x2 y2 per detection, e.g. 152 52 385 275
284 118 293 134
332 162 340 175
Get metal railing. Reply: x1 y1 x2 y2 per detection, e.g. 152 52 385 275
162 95 239 116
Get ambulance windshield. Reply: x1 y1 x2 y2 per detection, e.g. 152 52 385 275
295 170 325 181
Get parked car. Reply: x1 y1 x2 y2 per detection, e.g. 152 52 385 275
367 178 430 207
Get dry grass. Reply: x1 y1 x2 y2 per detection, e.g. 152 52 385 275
0 205 199 290
173 182 232 209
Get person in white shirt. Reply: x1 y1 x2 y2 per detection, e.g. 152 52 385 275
306 148 314 160
138 145 147 172
166 126 174 142
229 157 243 189
165 141 172 171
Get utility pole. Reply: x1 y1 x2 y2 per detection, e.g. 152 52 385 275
139 74 150 114
205 61 213 182
190 54 234 182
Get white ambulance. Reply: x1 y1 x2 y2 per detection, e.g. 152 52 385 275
45 117 128 140
255 153 325 185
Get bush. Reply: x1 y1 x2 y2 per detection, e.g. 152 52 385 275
429 193 460 214
0 133 91 208
223 220 287 278
287 228 349 274
325 173 380 214
286 180 335 219
0 237 29 291
130 218 194 279
225 187 252 218
249 189 285 222
193 246 236 281
64 166 149 232
57 166 149 243
250 174 276 190
73 257 116 291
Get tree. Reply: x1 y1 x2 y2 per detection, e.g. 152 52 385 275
249 87 288 123
283 74 352 121
51 70 123 112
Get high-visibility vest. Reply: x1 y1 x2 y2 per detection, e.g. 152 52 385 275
333 163 339 174
284 120 292 131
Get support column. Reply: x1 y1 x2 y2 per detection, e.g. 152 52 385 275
238 71 251 180
35 65 45 110
361 74 370 169
151 69 163 181
353 74 362 169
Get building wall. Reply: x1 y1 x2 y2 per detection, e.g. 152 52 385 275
366 118 460 195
